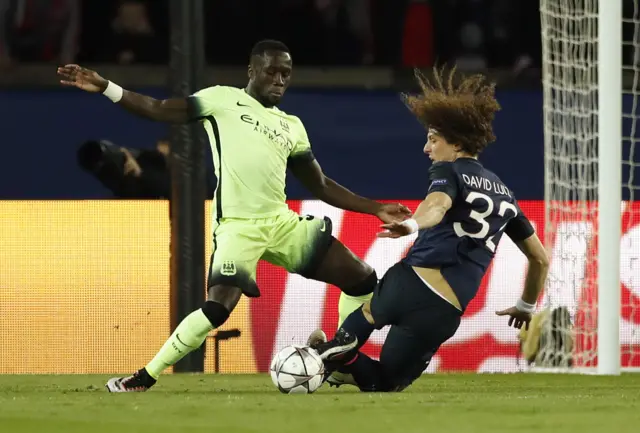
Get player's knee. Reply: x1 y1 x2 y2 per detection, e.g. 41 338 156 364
376 369 413 393
207 284 243 310
201 301 231 328
342 270 377 297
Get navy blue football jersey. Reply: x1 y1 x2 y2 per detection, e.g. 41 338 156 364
403 158 534 310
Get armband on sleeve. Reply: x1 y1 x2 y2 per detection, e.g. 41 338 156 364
427 162 459 200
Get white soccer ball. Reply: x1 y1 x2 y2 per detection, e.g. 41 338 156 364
270 345 325 394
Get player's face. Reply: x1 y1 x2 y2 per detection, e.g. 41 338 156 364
249 52 292 107
424 130 459 162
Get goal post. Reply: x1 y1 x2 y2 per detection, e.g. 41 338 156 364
597 0 622 375
540 0 630 374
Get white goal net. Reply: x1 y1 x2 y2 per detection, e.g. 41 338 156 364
540 0 640 372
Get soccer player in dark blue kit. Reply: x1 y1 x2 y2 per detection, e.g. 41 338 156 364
310 68 550 392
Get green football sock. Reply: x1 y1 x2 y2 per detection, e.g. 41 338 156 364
145 309 213 379
337 292 372 328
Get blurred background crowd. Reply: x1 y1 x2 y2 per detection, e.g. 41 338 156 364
0 0 543 72
3 0 640 202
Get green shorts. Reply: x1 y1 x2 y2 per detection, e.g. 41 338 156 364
207 209 333 297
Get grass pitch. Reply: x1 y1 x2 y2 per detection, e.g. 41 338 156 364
0 374 638 433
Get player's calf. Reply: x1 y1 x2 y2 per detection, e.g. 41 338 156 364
306 238 377 296
106 290 240 392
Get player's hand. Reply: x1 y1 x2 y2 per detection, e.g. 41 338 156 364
57 64 109 93
495 307 532 330
122 148 143 177
374 203 412 224
377 221 413 239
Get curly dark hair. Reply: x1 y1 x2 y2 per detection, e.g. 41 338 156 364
403 66 501 155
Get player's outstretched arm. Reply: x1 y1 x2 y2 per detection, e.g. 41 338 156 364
287 156 410 223
57 64 190 123
378 191 452 238
496 231 550 329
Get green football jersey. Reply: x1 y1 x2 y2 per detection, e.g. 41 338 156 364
188 86 312 219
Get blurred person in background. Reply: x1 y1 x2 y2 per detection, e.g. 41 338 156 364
401 0 434 68
0 0 80 67
77 138 174 199
99 0 166 64
433 0 540 73
315 0 374 64
487 0 541 74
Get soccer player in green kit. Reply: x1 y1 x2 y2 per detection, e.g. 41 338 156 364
57 40 410 392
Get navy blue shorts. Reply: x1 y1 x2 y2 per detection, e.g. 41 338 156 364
369 262 462 390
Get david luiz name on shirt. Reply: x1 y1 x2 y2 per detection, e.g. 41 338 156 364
462 174 511 197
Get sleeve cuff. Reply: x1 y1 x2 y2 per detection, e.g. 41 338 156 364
186 96 202 121
288 150 315 164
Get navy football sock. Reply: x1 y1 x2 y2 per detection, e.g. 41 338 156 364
340 306 375 352
339 352 386 392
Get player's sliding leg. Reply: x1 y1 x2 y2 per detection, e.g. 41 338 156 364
323 326 438 392
337 292 372 327
312 303 376 388
315 262 462 392
306 290 372 346
304 240 378 387
302 237 377 360
262 211 377 342
294 226 377 385
261 211 379 384
305 238 377 319
105 285 242 392
315 308 439 392
322 289 371 387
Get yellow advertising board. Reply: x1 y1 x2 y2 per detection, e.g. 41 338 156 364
0 201 256 374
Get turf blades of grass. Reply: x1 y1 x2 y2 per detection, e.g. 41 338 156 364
0 374 638 433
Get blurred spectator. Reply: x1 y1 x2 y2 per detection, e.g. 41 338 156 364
42 0 543 70
487 0 541 73
401 0 434 67
78 138 172 199
448 0 489 70
315 0 374 64
0 0 80 67
99 0 166 64
268 0 324 65
77 137 215 200
432 0 540 72
370 0 409 66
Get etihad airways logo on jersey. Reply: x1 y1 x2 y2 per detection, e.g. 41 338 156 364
248 200 640 373
240 114 294 152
